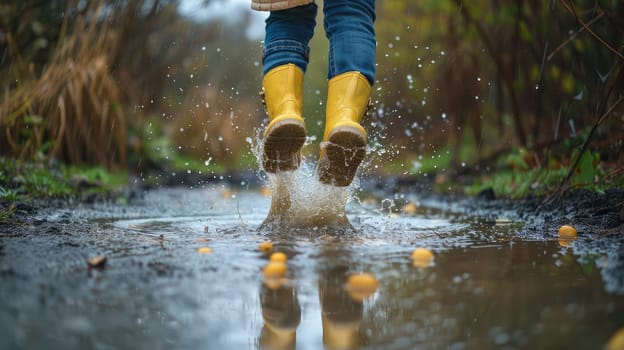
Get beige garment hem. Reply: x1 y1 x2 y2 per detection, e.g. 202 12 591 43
251 0 314 11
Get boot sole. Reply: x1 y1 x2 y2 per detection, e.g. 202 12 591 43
318 126 367 187
263 119 306 173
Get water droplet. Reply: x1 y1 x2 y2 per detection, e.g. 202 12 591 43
201 46 206 51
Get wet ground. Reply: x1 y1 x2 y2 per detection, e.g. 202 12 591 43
1 180 624 349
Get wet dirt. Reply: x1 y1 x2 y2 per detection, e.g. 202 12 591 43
0 178 623 349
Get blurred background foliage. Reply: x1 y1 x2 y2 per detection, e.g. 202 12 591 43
0 0 623 195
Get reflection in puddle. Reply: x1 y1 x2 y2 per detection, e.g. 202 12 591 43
259 246 376 350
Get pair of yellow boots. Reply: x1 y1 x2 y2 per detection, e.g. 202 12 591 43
262 64 371 187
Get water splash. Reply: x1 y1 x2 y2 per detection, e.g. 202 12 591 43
250 128 358 232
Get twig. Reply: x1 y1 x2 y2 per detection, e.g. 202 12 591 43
558 94 624 191
557 0 624 60
547 10 605 61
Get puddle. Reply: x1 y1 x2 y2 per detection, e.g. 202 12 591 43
1 187 623 349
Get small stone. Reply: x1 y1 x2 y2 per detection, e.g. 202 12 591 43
87 256 107 268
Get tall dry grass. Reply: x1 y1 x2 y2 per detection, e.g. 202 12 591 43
0 2 126 169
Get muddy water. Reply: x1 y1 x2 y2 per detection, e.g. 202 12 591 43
1 186 623 350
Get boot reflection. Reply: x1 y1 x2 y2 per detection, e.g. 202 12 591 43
319 265 365 350
259 283 301 350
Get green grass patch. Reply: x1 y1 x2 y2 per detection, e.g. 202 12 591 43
64 165 129 189
0 157 128 201
464 148 616 198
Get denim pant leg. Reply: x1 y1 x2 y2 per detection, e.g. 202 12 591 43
263 3 318 76
323 0 376 85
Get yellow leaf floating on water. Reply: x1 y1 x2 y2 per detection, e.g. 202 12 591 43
270 252 287 263
197 247 213 254
87 256 107 268
346 273 378 302
221 188 232 198
607 327 624 350
558 225 577 237
259 242 273 253
402 202 418 214
412 248 434 268
261 187 271 197
361 197 377 206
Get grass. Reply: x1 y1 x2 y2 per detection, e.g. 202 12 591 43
465 148 623 198
0 157 128 202
0 1 126 169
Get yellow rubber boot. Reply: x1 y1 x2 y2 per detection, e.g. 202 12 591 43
318 72 371 186
262 64 307 173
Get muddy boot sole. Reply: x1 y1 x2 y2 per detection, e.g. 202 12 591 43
317 126 367 187
263 119 306 173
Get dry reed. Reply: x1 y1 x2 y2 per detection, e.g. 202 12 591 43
0 2 126 169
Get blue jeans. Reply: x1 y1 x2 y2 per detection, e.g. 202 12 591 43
263 1 376 85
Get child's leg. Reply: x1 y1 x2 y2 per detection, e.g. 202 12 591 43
261 3 318 173
318 0 376 186
323 0 376 84
263 3 318 75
